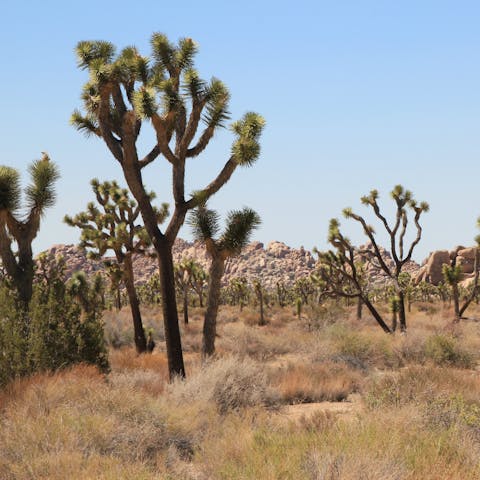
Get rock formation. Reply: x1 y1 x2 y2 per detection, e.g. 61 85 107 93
41 239 317 290
41 241 478 290
414 246 478 286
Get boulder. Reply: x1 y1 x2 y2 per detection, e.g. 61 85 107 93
456 247 477 274
421 250 450 285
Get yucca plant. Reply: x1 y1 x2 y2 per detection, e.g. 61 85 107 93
189 206 261 357
72 33 265 378
0 154 59 306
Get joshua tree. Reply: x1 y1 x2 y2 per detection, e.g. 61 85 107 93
253 279 267 326
190 261 208 307
442 248 479 321
0 154 59 306
174 258 196 325
314 219 392 333
104 260 124 310
65 179 168 353
342 185 429 332
227 276 250 310
189 206 261 358
72 33 265 378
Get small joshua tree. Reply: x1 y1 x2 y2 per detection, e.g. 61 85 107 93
65 179 168 353
342 185 429 332
189 206 261 357
174 258 196 325
442 245 479 322
190 260 208 307
0 154 59 306
314 219 392 333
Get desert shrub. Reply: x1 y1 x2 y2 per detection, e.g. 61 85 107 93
422 393 480 432
221 324 296 360
0 289 29 386
395 334 427 364
0 259 109 387
271 361 362 404
28 267 109 374
425 334 474 368
303 450 406 480
326 323 399 369
365 366 480 410
168 356 279 414
103 306 165 349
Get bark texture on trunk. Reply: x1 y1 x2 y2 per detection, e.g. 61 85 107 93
362 297 392 334
124 254 147 353
183 288 189 325
202 257 225 358
356 297 363 320
158 241 186 379
398 290 407 332
122 162 186 379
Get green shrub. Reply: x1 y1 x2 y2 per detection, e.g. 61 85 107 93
0 288 29 386
0 255 109 386
425 334 473 368
423 394 480 431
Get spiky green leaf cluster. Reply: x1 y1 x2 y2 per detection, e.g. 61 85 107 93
231 112 266 166
0 166 21 212
188 206 220 242
220 208 261 254
25 154 60 212
76 41 116 69
203 79 230 128
442 264 462 285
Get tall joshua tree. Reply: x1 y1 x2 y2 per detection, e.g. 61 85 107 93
189 206 261 358
0 154 59 306
343 185 428 332
65 179 168 353
72 33 264 378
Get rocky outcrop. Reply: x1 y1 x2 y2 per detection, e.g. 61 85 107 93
41 240 317 289
414 246 479 286
356 243 420 286
45 241 480 290
414 250 451 285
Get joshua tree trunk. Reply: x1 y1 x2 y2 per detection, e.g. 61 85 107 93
0 224 35 307
202 256 225 358
362 297 392 334
183 287 189 325
452 283 460 320
122 164 186 379
398 291 407 332
391 311 397 332
115 288 122 310
123 254 147 353
258 290 265 326
356 297 363 320
157 241 186 378
17 238 35 306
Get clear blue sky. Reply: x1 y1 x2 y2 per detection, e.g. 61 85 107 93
1 1 479 262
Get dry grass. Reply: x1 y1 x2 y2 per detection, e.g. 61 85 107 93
271 361 363 403
167 356 279 414
3 302 480 479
